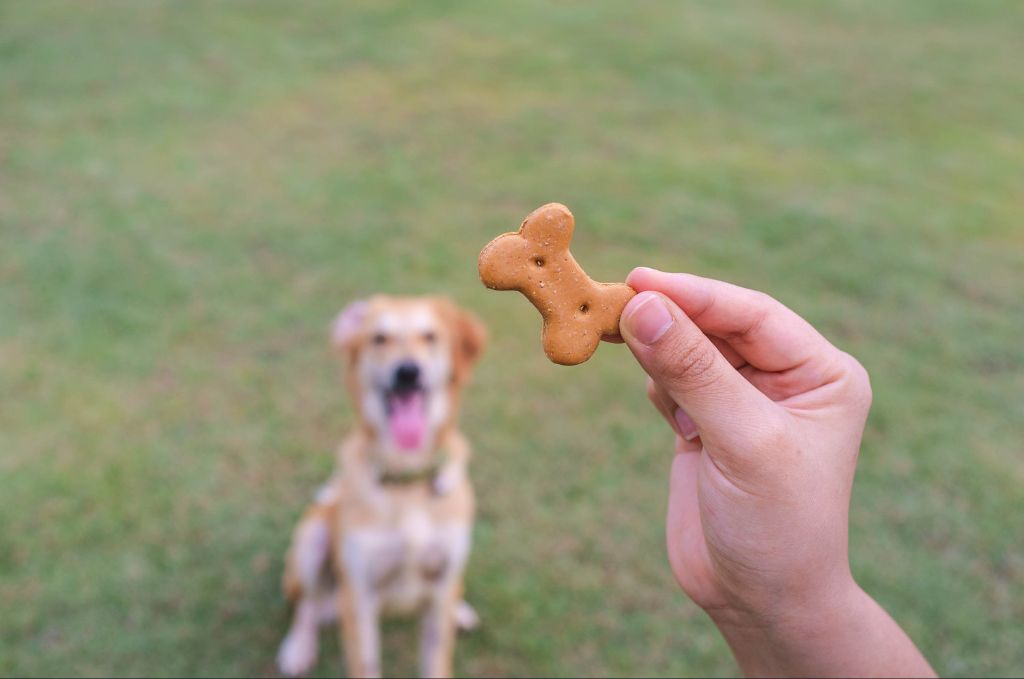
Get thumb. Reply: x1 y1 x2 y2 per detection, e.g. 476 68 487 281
620 291 776 455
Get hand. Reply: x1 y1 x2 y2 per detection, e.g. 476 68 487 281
618 267 934 677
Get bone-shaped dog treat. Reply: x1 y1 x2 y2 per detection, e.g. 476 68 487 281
478 203 636 365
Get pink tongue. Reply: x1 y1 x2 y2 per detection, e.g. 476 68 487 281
389 392 426 452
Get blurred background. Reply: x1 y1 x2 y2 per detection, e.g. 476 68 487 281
2 1 1022 676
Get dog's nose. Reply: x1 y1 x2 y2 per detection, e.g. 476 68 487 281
394 361 421 391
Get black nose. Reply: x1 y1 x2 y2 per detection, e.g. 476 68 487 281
393 361 421 391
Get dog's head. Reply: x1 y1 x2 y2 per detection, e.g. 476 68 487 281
331 296 487 459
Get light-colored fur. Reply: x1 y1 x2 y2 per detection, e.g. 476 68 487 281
277 296 486 678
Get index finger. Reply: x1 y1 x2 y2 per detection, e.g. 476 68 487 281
626 267 840 373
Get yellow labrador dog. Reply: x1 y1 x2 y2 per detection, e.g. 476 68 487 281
277 296 487 678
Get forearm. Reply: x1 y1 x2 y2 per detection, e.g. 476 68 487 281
713 582 935 678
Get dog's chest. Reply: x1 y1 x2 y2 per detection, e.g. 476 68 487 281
342 506 470 615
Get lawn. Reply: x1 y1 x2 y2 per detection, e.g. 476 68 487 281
1 2 1022 676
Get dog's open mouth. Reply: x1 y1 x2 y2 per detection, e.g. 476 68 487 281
385 388 427 452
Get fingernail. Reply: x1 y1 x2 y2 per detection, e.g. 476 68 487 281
674 408 699 441
624 293 673 345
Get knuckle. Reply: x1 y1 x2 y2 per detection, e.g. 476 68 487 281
840 352 873 410
749 290 778 312
661 338 719 391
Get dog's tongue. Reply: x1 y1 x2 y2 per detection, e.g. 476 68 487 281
389 392 426 452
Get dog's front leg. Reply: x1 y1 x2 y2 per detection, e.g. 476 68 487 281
340 534 384 678
339 586 380 679
419 586 458 678
419 522 472 678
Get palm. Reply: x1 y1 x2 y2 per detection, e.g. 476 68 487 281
665 363 863 611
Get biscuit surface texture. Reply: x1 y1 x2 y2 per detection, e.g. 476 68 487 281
478 203 635 365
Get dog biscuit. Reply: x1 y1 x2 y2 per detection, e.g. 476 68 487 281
478 203 636 365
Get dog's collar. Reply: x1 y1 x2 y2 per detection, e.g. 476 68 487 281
377 454 445 486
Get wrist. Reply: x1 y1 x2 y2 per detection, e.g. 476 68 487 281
709 574 865 677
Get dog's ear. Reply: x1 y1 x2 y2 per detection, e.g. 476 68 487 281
456 307 488 379
438 300 487 385
331 300 369 355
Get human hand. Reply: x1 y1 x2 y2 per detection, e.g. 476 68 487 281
618 267 933 677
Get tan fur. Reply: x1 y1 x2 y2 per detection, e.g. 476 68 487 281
282 500 338 604
277 296 486 678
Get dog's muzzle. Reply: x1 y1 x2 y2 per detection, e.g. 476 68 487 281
392 361 421 394
383 360 428 452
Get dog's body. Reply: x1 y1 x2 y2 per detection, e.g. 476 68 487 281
277 296 486 678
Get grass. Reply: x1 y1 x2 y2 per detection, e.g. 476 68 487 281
1 1 1022 676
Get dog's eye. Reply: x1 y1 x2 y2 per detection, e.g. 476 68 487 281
372 332 388 346
422 331 437 345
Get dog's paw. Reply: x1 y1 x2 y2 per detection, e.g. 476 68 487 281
277 628 318 677
454 600 480 633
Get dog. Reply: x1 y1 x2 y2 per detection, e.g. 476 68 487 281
276 295 487 678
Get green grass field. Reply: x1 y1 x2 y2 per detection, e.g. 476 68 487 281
2 2 1022 676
